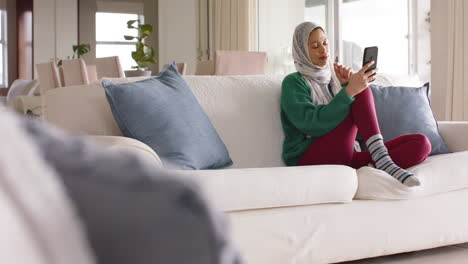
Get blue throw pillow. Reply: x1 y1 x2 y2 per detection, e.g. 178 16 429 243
369 83 449 156
102 62 233 169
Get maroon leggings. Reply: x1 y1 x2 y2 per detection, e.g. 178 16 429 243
297 87 432 169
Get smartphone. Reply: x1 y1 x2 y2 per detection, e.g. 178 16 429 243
363 46 378 74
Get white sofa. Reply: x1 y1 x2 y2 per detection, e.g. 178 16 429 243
43 74 468 263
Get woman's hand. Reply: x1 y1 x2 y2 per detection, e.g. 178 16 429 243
333 63 353 85
345 61 378 98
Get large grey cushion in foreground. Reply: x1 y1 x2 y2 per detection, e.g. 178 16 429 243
102 62 232 169
22 119 242 264
370 83 449 155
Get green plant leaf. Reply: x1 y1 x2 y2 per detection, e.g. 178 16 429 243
127 19 156 68
127 20 138 28
71 43 91 58
140 24 153 34
140 32 149 39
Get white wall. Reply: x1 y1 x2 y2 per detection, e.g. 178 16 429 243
79 0 96 65
258 0 304 74
143 0 158 74
158 0 197 75
33 0 78 65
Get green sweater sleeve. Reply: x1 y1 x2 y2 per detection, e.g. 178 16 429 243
281 73 355 138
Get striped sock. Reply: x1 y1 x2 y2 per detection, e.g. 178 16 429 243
366 134 420 187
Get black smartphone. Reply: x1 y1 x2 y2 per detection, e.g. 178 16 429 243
363 46 378 73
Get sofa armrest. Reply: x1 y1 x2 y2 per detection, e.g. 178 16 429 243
88 136 163 168
438 121 468 152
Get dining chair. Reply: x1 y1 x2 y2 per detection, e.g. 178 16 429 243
87 65 98 82
95 56 125 79
214 51 268 75
61 58 90 86
35 61 62 95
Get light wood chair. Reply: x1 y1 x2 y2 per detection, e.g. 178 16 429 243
176 62 187 75
95 56 125 79
61 58 90 86
86 65 98 82
195 51 268 76
35 61 62 95
214 51 268 75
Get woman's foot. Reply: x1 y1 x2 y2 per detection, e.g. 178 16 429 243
367 134 421 187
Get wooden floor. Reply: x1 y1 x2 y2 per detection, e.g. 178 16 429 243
340 243 468 263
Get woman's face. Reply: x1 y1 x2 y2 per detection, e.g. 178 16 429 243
307 28 329 67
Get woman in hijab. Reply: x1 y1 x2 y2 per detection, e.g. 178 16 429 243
281 21 431 187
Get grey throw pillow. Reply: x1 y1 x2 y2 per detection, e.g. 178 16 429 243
370 83 449 155
102 62 232 170
22 118 242 264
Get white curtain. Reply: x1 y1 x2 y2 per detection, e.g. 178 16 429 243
198 0 257 61
443 0 468 121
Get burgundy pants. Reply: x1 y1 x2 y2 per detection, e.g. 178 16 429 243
297 87 432 169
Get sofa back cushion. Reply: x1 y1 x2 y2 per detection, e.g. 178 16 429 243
185 75 286 168
44 75 287 168
44 77 148 136
44 82 123 136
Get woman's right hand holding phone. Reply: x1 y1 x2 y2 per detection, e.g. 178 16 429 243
345 61 378 98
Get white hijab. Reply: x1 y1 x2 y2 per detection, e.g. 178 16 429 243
292 22 342 105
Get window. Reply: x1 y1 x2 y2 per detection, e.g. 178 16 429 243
0 10 7 88
304 0 328 33
341 0 409 75
258 0 430 81
303 0 431 80
95 12 142 71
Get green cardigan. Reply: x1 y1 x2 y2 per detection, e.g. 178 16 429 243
280 72 354 166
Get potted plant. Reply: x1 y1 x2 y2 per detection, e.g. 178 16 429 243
124 19 156 77
57 43 91 67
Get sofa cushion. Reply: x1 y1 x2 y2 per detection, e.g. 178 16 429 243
23 116 242 264
355 151 468 200
0 108 94 264
103 62 232 169
177 165 358 211
370 83 449 155
44 82 124 136
184 75 286 168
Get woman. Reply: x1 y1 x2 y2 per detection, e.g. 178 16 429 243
281 22 431 187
